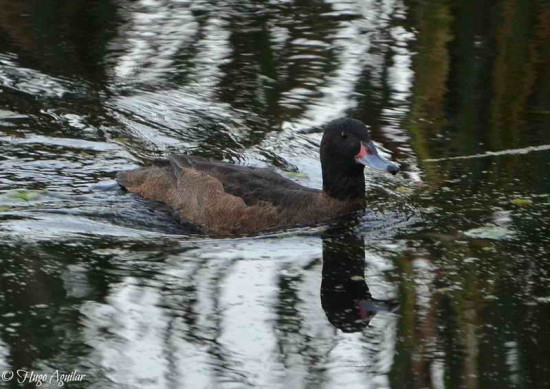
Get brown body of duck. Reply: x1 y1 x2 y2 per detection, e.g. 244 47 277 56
117 118 400 235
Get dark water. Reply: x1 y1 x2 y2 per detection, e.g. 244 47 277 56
0 0 549 388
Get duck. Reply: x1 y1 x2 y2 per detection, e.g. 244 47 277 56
116 118 400 235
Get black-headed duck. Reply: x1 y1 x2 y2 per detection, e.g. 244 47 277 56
117 118 399 235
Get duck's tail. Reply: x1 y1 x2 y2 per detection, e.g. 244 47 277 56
116 159 169 188
116 163 176 201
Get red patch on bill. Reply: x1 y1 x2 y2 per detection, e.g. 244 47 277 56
355 143 368 159
356 301 372 320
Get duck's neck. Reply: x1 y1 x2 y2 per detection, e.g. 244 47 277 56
322 162 366 202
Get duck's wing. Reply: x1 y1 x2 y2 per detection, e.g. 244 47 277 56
167 154 321 207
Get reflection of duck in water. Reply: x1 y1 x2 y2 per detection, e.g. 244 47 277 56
321 223 398 332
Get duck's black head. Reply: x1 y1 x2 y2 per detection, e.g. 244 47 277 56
320 118 399 201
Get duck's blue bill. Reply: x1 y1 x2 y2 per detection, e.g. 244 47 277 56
355 141 400 175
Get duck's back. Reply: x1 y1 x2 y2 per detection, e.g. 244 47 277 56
173 155 327 205
117 155 354 235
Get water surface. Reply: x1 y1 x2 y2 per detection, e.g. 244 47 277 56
0 0 549 388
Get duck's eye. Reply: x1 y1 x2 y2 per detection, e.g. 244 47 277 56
341 131 348 139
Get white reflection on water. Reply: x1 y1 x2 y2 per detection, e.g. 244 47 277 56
110 89 248 155
281 0 379 129
218 260 284 386
0 339 9 373
0 54 85 98
0 214 166 240
3 135 121 152
80 284 170 387
73 237 398 388
110 0 198 83
109 0 232 102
